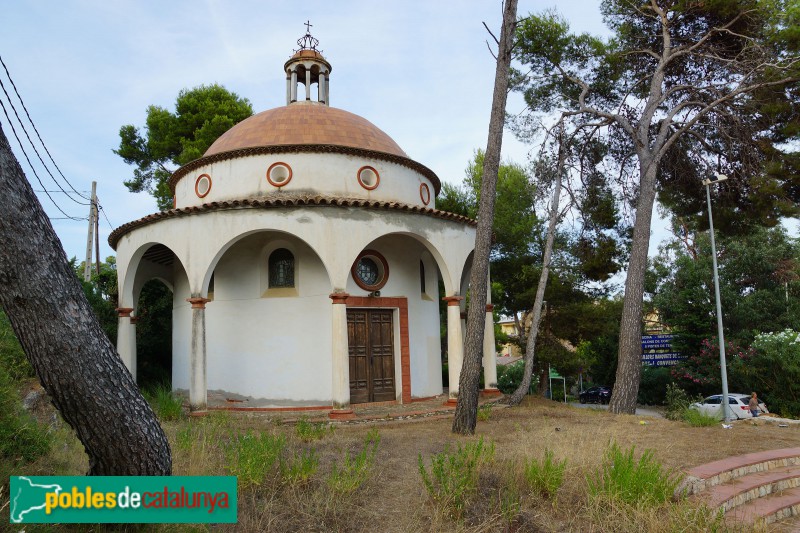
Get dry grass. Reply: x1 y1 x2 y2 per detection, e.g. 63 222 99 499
5 396 800 532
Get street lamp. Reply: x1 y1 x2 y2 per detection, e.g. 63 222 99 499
702 173 730 422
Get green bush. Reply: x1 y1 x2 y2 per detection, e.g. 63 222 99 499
418 436 495 518
143 382 183 421
497 361 536 394
281 449 319 484
739 329 800 417
681 408 718 427
0 310 33 381
587 442 682 507
226 431 286 488
327 429 380 494
664 383 697 421
295 417 331 442
637 366 671 405
0 365 50 463
523 448 567 499
175 424 194 453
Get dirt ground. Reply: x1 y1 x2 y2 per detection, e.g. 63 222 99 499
198 396 800 532
9 394 800 532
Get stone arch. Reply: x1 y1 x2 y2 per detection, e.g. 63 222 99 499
341 231 455 401
196 229 336 403
343 230 460 296
460 250 475 302
117 242 189 389
120 242 189 310
199 229 332 298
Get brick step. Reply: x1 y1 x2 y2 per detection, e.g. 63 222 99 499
723 485 800 526
680 447 800 496
700 465 800 512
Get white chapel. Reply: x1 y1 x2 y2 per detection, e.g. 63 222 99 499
110 30 499 418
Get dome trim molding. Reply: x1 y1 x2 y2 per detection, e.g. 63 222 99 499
168 144 441 195
108 194 475 250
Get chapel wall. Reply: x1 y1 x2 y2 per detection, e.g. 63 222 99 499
173 153 435 209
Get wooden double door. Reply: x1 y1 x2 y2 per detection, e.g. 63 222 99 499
347 309 396 404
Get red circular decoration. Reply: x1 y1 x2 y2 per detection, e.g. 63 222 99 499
195 174 212 198
267 162 293 187
420 183 431 205
357 165 380 191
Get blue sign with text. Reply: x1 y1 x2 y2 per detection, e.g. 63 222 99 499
641 334 685 366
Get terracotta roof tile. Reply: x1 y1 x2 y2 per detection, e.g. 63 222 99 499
108 194 476 250
205 105 407 158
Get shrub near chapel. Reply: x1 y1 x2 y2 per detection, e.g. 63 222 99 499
734 330 800 417
670 336 753 397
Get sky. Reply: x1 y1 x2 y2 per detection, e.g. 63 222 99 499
0 1 683 267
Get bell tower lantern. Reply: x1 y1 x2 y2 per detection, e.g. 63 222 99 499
284 22 332 106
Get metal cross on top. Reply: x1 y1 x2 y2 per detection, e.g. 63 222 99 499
296 21 322 53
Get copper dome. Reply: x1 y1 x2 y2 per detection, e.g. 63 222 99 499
204 104 408 158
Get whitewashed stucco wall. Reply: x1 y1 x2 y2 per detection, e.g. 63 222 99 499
174 153 435 209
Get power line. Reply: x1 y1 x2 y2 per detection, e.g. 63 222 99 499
0 97 84 221
34 189 92 194
96 200 115 230
0 55 91 203
0 76 90 206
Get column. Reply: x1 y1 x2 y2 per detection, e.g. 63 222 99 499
186 297 209 414
325 74 330 105
116 307 134 375
129 316 139 382
329 293 355 419
460 311 467 346
482 304 501 396
305 69 312 100
285 75 291 105
443 296 464 405
290 69 297 102
318 71 326 103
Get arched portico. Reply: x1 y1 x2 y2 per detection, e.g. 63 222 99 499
446 251 499 399
194 230 334 408
116 242 189 388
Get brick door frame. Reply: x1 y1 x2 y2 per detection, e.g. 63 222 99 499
344 296 410 404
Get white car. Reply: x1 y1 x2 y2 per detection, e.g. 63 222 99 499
691 394 769 420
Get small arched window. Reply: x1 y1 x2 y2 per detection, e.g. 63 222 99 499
268 248 295 288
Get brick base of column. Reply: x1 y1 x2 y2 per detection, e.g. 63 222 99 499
480 388 503 398
328 409 356 420
444 398 458 407
189 410 208 417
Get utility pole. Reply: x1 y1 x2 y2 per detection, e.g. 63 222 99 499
83 180 97 281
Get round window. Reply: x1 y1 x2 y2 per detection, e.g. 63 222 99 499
357 166 380 190
351 250 389 291
420 183 431 205
267 162 293 187
195 174 211 198
356 258 380 286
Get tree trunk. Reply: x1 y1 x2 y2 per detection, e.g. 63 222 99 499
453 0 518 435
0 124 171 475
608 157 658 415
506 123 565 406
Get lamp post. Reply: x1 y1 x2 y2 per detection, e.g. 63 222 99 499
703 173 730 422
